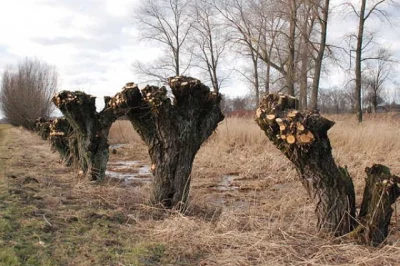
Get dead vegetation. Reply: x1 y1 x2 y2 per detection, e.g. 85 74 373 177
1 115 400 265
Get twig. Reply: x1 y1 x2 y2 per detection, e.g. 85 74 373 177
42 214 52 227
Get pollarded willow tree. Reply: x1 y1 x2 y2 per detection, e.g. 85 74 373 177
255 93 399 246
109 76 224 209
51 76 223 209
35 117 77 166
52 91 121 180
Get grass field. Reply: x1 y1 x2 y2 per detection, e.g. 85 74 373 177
1 114 400 265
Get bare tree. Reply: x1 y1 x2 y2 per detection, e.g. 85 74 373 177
347 0 392 122
363 48 393 112
309 0 330 110
296 1 315 110
0 58 58 129
189 0 228 94
132 0 192 82
211 0 264 104
256 93 400 246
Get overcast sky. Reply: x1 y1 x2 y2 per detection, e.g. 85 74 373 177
0 0 400 101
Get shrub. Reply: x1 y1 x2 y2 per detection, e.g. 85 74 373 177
0 58 58 129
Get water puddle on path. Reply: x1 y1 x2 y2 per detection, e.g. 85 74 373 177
109 143 128 149
214 175 239 192
106 160 152 184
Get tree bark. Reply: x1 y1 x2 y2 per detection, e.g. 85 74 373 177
355 164 400 246
287 0 297 97
35 117 77 166
115 77 224 209
310 0 330 110
35 117 52 140
355 0 366 123
299 41 308 111
49 117 77 167
53 92 119 180
255 93 400 244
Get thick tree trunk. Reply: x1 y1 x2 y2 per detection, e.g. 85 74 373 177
53 92 119 180
115 77 224 209
255 93 399 244
355 165 400 246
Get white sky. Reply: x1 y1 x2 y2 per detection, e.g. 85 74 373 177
0 0 399 101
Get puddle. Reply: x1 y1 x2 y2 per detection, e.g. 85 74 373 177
214 175 239 191
106 160 152 183
109 143 128 149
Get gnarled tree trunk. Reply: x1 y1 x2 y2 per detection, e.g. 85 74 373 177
255 93 399 245
110 77 224 209
35 117 52 140
35 117 77 166
48 117 77 167
52 92 119 180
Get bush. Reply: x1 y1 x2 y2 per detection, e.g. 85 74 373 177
0 58 58 129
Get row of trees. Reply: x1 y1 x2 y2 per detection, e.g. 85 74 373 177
133 0 397 121
1 59 399 246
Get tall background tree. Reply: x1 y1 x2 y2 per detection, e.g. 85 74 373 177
345 0 392 122
188 0 229 94
362 48 394 112
132 0 192 83
0 58 58 129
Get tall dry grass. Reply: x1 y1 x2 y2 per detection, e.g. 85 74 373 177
106 114 400 265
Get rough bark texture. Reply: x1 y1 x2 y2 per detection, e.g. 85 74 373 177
112 76 224 209
255 93 400 245
355 165 400 246
48 117 77 166
310 0 330 110
35 117 77 166
52 92 118 180
355 0 366 123
35 117 52 140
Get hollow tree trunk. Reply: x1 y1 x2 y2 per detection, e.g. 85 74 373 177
112 77 224 209
255 93 399 245
52 92 119 180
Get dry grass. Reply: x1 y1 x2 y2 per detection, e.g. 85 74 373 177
1 114 400 265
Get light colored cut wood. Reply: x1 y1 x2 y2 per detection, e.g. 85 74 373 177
286 134 296 144
296 122 305 132
287 110 299 118
297 131 314 144
256 108 263 118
